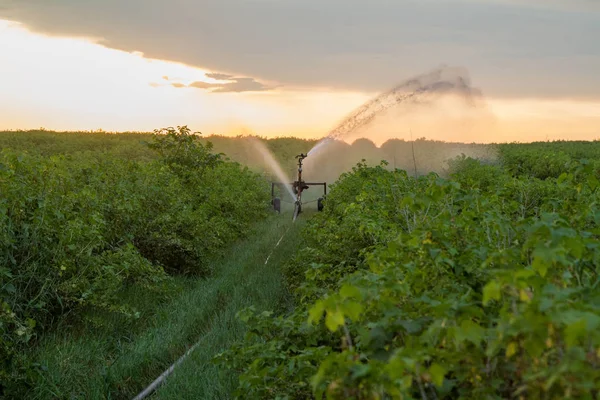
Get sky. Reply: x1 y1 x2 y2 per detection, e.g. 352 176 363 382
0 0 599 142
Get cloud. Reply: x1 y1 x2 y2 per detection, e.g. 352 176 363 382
1 0 599 98
170 76 271 92
187 81 213 90
161 73 272 92
205 72 233 80
210 77 271 93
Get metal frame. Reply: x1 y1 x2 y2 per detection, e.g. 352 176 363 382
270 153 327 218
271 182 327 198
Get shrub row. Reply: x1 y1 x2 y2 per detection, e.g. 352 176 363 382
218 154 600 399
1 127 270 393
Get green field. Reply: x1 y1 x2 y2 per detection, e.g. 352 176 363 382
2 129 600 399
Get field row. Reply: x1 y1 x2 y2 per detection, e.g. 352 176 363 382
219 145 600 399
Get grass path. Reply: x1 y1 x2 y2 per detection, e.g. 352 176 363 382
28 213 305 399
152 212 306 399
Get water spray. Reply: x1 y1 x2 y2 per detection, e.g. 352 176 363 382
307 66 481 156
251 138 297 201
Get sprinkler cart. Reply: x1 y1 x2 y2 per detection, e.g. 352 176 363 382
271 153 326 220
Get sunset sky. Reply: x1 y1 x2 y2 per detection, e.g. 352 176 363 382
0 0 599 142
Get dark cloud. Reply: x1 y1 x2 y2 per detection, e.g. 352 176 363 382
180 77 271 92
1 0 599 98
209 77 271 93
205 72 234 80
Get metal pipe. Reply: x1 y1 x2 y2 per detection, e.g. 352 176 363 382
131 341 200 400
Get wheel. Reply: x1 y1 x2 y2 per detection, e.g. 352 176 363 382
273 197 281 213
317 197 324 211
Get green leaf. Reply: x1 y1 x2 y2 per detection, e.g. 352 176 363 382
310 362 328 394
308 300 325 325
340 284 361 299
343 300 363 321
399 319 423 334
401 196 414 207
557 172 570 184
482 280 501 306
532 247 553 277
587 174 599 190
455 320 485 345
351 364 371 379
532 256 549 277
506 342 518 358
325 308 345 332
523 337 544 358
514 269 535 280
519 289 532 303
565 319 587 348
564 237 584 259
428 363 447 387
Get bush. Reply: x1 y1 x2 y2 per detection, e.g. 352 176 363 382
218 156 600 399
0 126 270 394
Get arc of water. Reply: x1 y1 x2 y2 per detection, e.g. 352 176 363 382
308 66 479 157
249 138 296 201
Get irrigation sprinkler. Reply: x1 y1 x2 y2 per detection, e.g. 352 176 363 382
271 153 326 220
